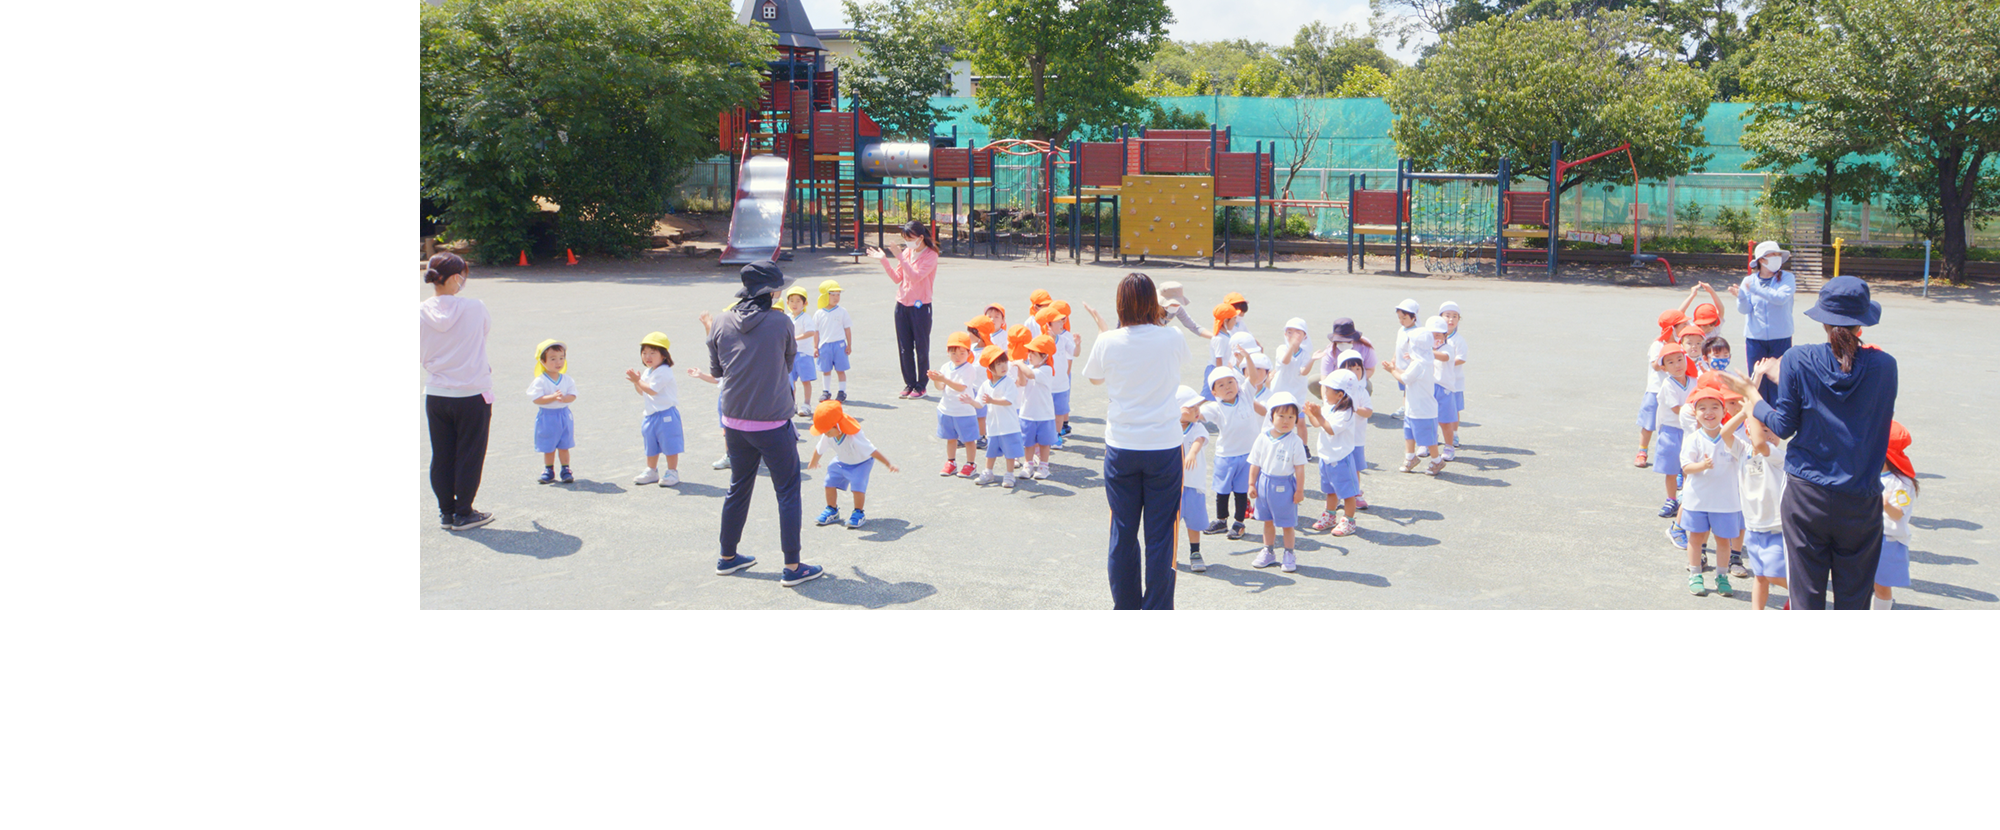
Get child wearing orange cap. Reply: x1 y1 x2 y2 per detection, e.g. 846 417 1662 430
1019 334 1060 478
965 345 1027 487
927 331 985 478
985 303 1008 338
1637 308 1689 468
1037 304 1082 444
1679 385 1751 597
1740 361 1790 609
1654 343 1693 522
1203 302 1243 402
965 314 1000 449
1875 421 1917 610
807 400 898 529
1026 290 1053 337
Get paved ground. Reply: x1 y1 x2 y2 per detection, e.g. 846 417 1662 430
420 249 1998 609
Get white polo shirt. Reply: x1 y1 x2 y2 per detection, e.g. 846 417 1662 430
1678 427 1746 514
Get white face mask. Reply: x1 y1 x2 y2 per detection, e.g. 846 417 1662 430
1762 255 1783 271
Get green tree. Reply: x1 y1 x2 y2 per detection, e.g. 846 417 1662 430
1232 57 1299 97
1746 0 2000 282
836 0 967 140
1738 99 1886 255
1332 65 1393 98
421 0 767 261
1373 0 1749 98
1281 21 1398 96
1138 39 1269 94
963 0 1173 147
1384 8 1713 192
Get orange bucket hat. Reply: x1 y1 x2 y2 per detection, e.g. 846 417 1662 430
1692 303 1721 327
1027 334 1058 355
966 314 997 345
1657 309 1687 342
946 331 974 351
1886 420 1915 482
1006 324 1033 361
1028 289 1053 310
1034 306 1063 325
985 303 1007 318
811 399 862 436
978 344 1007 368
1213 302 1240 329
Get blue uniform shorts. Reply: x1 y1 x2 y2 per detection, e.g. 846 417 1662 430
823 458 875 493
936 412 980 443
1253 473 1299 528
1877 539 1911 587
1655 425 1684 479
1180 485 1206 533
1053 389 1072 416
1020 418 1057 448
642 408 684 457
534 407 575 453
1681 509 1743 539
1402 416 1439 447
1637 390 1659 431
792 352 817 384
1318 452 1360 500
1434 384 1460 424
984 431 1024 460
1745 530 1786 578
1212 453 1250 494
815 342 851 372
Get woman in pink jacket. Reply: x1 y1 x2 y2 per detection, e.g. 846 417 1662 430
419 253 495 531
869 221 939 399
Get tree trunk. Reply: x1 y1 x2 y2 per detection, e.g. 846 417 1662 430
1937 145 1969 284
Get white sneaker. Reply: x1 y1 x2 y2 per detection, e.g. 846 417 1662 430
1252 547 1279 568
1281 549 1297 573
633 468 660 485
1441 447 1456 461
976 470 997 486
1032 463 1050 480
1189 552 1207 572
711 455 731 470
1001 474 1017 489
796 404 811 417
659 469 680 487
1392 406 1406 420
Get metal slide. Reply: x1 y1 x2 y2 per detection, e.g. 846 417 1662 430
718 154 790 265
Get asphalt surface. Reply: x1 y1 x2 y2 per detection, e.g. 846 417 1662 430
420 251 1998 609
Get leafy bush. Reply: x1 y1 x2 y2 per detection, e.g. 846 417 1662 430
1713 206 1757 247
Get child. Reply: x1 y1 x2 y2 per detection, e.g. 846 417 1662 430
1175 385 1211 573
1390 299 1420 418
926 331 985 478
1019 334 1059 479
984 303 1008 341
1679 386 1750 597
967 314 998 448
1248 392 1309 572
1273 317 1315 455
1739 364 1790 610
1205 303 1242 401
625 332 682 487
1306 373 1365 537
1385 315 1447 475
814 279 853 401
526 339 578 484
1654 343 1692 524
1333 349 1376 509
784 286 818 417
968 345 1026 487
1200 367 1260 541
1026 289 1053 338
806 400 899 529
1037 306 1081 444
1676 324 1707 382
1876 420 1917 610
1699 334 1732 376
1636 309 1689 468
1435 301 1467 454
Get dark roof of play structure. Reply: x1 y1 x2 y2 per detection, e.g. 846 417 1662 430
738 0 824 50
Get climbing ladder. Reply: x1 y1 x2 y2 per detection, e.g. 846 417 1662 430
1788 212 1827 293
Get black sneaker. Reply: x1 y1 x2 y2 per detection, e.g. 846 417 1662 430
1059 423 1072 436
836 390 847 402
449 510 494 531
439 512 453 529
976 436 988 451
1227 522 1246 541
1204 519 1228 535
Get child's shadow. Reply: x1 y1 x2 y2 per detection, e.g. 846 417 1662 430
1443 455 1519 473
562 479 627 495
1361 505 1443 528
851 518 923 542
1043 464 1102 488
1290 564 1390 587
840 399 897 410
1434 469 1509 487
1354 527 1440 547
457 521 582 560
1198 563 1295 593
664 481 729 498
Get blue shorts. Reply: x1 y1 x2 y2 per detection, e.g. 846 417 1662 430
1655 425 1684 478
1455 391 1465 412
1318 453 1360 500
1402 416 1438 447
1434 384 1460 425
937 412 980 442
1353 445 1367 472
1745 530 1786 578
823 458 874 493
1681 509 1743 539
1637 390 1659 431
984 431 1024 460
792 352 816 384
642 408 684 457
975 405 988 419
534 407 575 453
1053 389 1072 416
1212 453 1251 494
1200 364 1219 401
1253 473 1300 528
1180 485 1207 532
1877 539 1911 587
1020 418 1057 448
816 342 851 372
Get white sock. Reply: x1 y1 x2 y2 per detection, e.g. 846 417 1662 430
1406 453 1417 461
1871 594 1893 610
838 378 847 392
821 373 832 387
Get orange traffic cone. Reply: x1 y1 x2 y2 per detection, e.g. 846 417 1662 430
566 248 578 265
518 250 529 266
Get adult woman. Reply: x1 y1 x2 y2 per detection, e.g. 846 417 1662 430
419 253 495 531
1723 276 1896 610
869 221 939 399
1731 240 1798 400
1082 273 1190 610
1155 281 1212 337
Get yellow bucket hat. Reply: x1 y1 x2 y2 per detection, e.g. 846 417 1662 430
532 339 567 376
641 331 672 358
784 285 809 306
817 279 843 309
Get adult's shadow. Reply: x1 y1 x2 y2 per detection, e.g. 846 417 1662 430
1062 443 1106 463
1199 563 1296 593
1367 414 1402 429
1456 444 1536 456
1023 481 1077 498
1908 579 1999 603
457 521 581 560
1291 564 1391 587
1363 505 1443 528
851 518 923 542
1908 549 1978 566
1911 517 1981 532
562 479 627 495
790 566 938 608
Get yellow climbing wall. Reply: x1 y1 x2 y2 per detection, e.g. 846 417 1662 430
1119 175 1213 258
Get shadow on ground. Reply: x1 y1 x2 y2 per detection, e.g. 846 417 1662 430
459 521 582 560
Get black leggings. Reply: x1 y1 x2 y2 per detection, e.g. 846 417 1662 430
426 394 491 517
1216 492 1249 523
895 303 933 392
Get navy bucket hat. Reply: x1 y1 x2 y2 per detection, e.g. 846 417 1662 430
736 262 789 299
1804 275 1881 328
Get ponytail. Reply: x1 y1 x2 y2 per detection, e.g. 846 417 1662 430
1827 324 1861 373
900 220 938 252
425 252 466 285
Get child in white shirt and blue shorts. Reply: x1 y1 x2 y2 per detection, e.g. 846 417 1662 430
1248 392 1310 572
626 332 683 487
526 339 577 484
806 400 898 529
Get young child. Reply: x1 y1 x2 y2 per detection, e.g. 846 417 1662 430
1200 367 1260 541
626 332 682 487
1654 343 1692 523
1248 392 1310 572
1739 363 1790 610
1679 386 1750 597
1676 324 1708 382
968 345 1026 487
806 400 899 529
814 279 853 401
1306 372 1365 537
1435 301 1467 456
1018 334 1059 479
1026 289 1053 338
1699 334 1732 376
1385 315 1447 475
526 339 577 484
926 331 984 478
1037 307 1081 444
984 303 1008 341
1205 303 1242 401
1876 420 1917 611
1637 309 1689 468
1175 385 1211 573
966 314 998 448
786 286 818 416
1273 317 1315 455
1333 349 1376 509
1390 299 1420 418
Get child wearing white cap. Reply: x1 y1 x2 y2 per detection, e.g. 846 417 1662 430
1273 317 1316 456
1331 349 1377 508
1433 301 1467 458
1174 385 1212 572
1390 299 1420 419
1248 392 1310 571
1385 316 1449 475
1200 366 1260 540
1307 372 1366 536
813 280 854 401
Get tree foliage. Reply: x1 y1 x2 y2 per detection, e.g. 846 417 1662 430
1384 8 1713 191
420 0 768 261
963 0 1172 147
836 0 966 140
1281 21 1399 97
1739 68 1887 249
1137 39 1269 95
1133 22 1398 100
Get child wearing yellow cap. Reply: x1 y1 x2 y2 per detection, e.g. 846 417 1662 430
785 286 818 416
968 345 1028 487
806 400 899 529
625 332 683 486
927 331 985 477
526 339 577 484
813 279 854 401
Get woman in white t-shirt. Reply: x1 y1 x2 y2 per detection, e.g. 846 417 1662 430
1082 273 1190 610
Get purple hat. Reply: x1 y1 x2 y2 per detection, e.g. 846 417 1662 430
1326 317 1362 343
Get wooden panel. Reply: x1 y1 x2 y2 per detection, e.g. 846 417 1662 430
1214 152 1273 198
1119 175 1214 258
1350 190 1408 227
933 147 970 180
810 113 853 152
1078 142 1124 187
1502 191 1549 226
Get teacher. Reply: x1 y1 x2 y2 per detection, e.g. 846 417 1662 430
1082 273 1190 610
1723 276 1896 610
1731 240 1797 400
870 220 939 399
419 252 495 532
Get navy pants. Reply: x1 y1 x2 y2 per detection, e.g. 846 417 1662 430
720 423 804 565
895 303 933 394
1781 475 1883 610
1104 446 1182 610
1744 337 1790 402
425 393 490 518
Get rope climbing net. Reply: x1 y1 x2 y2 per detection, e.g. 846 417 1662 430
1409 179 1498 276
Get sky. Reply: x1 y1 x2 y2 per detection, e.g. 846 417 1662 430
788 0 1431 65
